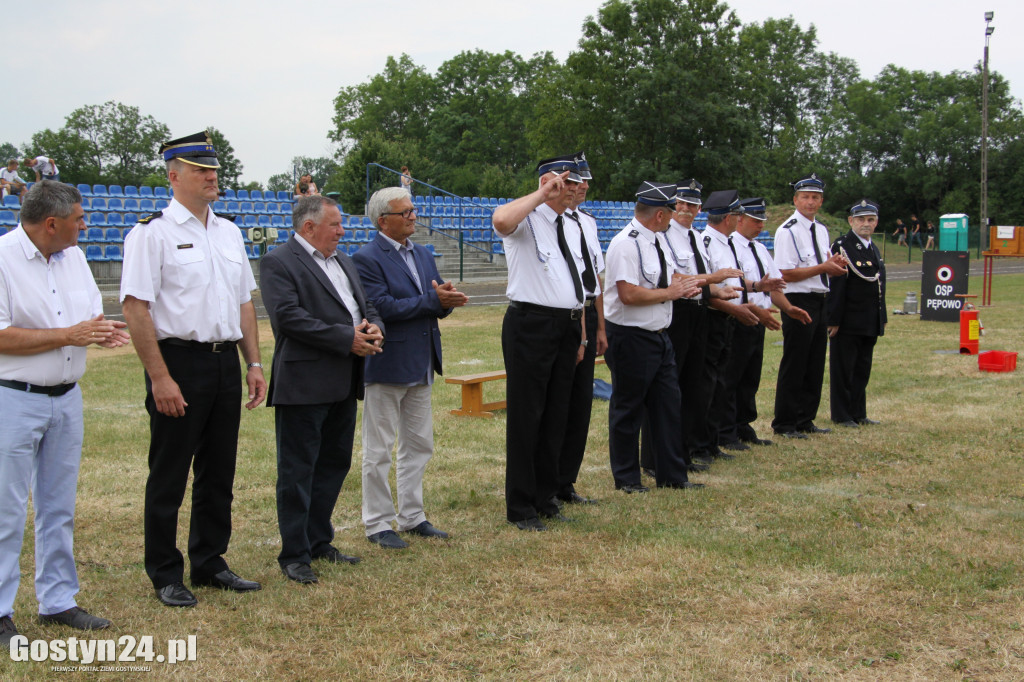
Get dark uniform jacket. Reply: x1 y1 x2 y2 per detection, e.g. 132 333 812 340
827 230 887 337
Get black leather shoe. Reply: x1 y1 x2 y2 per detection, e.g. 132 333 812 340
687 460 710 473
641 467 656 479
658 481 705 490
38 606 111 630
155 582 198 607
367 530 409 549
540 512 574 523
776 430 809 439
711 449 735 460
720 440 750 451
0 615 19 649
616 483 650 494
281 562 318 584
858 417 881 425
741 436 774 446
312 545 361 564
404 521 449 538
691 455 714 466
557 491 597 505
799 423 832 434
510 517 547 531
192 569 261 592
836 420 859 428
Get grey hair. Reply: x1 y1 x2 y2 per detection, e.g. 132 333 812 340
707 213 727 226
292 195 339 230
634 202 662 219
20 181 82 225
367 187 410 228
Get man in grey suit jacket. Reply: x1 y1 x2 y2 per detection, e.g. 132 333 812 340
352 187 467 549
260 196 385 584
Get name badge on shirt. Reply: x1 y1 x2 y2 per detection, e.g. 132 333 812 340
177 243 194 250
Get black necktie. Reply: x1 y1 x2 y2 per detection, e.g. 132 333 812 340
749 241 766 279
654 236 668 289
688 230 711 304
727 236 748 304
809 221 828 288
556 214 583 303
569 211 597 293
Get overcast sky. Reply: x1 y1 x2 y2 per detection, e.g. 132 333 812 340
8 1 1021 186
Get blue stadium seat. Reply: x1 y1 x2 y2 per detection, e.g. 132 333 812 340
223 189 236 200
104 227 123 242
0 227 6 237
0 210 16 226
122 225 132 239
3 196 20 209
139 199 156 213
360 216 372 228
253 202 268 214
106 198 124 212
87 213 107 227
239 201 254 214
213 201 227 213
491 242 504 256
270 215 284 228
155 199 169 210
265 202 280 214
427 244 440 257
108 185 124 198
89 197 107 211
106 215 124 228
246 244 258 260
226 201 240 214
123 198 139 212
283 215 293 228
124 186 139 198
258 215 271 228
236 190 249 200
275 227 288 242
77 184 93 197
276 191 291 202
139 186 154 199
243 215 257 228
153 187 169 199
351 229 365 242
85 245 105 261
123 212 138 226
103 245 123 261
443 196 454 206
92 185 109 197
83 227 105 242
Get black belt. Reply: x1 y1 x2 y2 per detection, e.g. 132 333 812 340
0 379 77 396
606 321 668 335
787 292 828 300
159 338 238 353
509 301 583 320
676 298 705 307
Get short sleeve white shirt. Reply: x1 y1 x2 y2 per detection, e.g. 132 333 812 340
704 226 743 291
732 232 782 310
772 210 831 294
603 220 675 331
120 198 256 342
33 157 58 176
498 202 582 309
0 226 103 385
663 220 710 301
568 209 605 298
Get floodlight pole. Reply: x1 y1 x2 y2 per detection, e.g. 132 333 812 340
980 12 994 254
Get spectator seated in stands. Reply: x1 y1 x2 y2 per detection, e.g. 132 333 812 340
1 159 28 200
23 156 60 183
294 174 319 198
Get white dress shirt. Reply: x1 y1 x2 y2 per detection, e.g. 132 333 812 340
0 226 102 385
566 208 605 298
498 202 582 309
732 232 783 310
603 220 675 331
120 198 256 342
704 226 744 292
772 209 831 294
292 233 363 322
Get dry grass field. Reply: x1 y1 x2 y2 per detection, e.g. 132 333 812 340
2 272 1022 681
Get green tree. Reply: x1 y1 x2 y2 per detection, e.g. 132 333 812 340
206 127 244 189
0 142 21 163
267 173 293 193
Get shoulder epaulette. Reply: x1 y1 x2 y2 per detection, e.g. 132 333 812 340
628 229 639 238
780 218 798 229
136 211 163 225
579 208 595 219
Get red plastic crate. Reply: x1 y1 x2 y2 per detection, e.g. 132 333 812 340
978 350 1018 372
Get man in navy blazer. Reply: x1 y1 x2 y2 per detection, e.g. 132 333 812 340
352 187 467 549
260 195 384 584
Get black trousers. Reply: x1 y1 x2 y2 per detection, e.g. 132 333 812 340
605 322 688 488
275 396 356 567
502 305 581 522
559 304 599 497
640 299 707 471
144 343 241 589
692 310 735 457
720 323 765 444
773 293 828 433
829 333 877 423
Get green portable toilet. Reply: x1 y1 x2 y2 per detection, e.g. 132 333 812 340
938 213 969 251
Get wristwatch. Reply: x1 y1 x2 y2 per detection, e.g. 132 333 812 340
247 362 263 369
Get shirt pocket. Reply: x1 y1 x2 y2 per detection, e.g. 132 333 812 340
166 246 208 292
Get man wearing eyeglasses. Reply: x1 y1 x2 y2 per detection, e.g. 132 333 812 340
352 188 467 550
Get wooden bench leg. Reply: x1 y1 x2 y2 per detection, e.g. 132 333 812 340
451 383 495 418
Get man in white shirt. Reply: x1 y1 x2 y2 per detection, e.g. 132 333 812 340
121 132 267 607
603 181 705 492
0 159 27 200
771 174 848 438
0 181 129 647
24 156 60 183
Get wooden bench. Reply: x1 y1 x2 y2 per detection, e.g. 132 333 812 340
446 359 606 418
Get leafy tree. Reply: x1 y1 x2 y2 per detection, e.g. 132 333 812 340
0 142 20 163
267 173 294 193
206 127 244 189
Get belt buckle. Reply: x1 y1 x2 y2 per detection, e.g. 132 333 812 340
210 341 229 353
570 308 583 320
